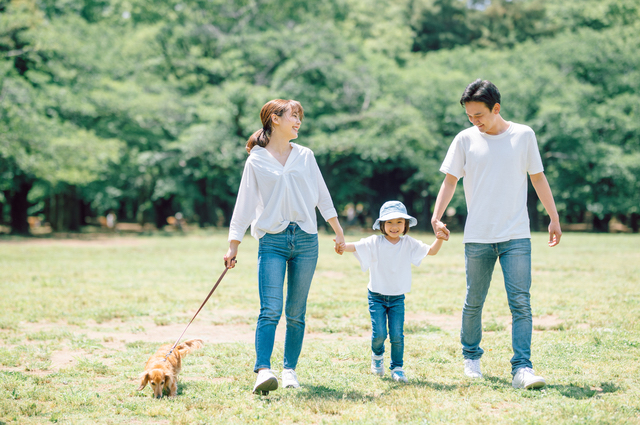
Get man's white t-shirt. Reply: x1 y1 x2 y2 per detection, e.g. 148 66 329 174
353 235 430 296
440 122 544 244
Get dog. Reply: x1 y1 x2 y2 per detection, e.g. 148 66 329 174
138 339 204 398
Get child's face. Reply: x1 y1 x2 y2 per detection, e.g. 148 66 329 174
383 218 406 241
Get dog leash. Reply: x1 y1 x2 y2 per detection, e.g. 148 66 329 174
163 258 235 361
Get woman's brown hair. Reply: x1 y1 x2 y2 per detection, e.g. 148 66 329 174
245 99 304 154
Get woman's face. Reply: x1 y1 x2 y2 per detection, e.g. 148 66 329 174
273 107 301 140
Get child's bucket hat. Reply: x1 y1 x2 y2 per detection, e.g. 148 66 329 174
373 200 418 230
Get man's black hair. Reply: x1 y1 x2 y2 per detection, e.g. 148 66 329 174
460 79 501 111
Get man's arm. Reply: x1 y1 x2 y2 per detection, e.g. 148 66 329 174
530 172 562 247
430 173 459 240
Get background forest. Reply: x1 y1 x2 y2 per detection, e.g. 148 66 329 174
1 0 639 235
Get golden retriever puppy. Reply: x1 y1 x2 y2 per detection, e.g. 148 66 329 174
138 339 204 398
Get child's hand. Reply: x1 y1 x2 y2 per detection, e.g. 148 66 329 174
436 230 448 240
435 223 449 241
333 238 346 255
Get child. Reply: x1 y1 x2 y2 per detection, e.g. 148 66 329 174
340 201 445 382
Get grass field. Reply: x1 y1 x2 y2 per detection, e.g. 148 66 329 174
1 230 639 424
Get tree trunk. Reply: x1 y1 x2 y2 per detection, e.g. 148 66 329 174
153 197 174 230
629 213 639 233
195 179 217 227
49 186 82 232
9 180 32 235
592 214 612 233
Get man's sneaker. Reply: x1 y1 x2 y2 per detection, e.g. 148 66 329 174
391 367 408 383
282 369 300 389
371 354 384 376
252 369 278 394
512 367 546 389
463 359 483 378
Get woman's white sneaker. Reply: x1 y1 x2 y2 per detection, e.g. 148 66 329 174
463 359 483 378
253 369 278 394
512 367 545 389
282 369 300 388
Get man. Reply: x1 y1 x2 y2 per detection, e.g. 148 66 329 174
431 79 562 389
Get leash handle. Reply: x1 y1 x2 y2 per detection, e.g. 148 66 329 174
164 259 235 361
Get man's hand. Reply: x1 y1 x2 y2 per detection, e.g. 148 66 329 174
548 221 562 247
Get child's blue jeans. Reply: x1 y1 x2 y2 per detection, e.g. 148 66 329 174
368 290 405 370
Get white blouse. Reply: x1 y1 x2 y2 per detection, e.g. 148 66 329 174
228 143 338 242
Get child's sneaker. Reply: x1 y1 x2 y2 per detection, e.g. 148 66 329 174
512 367 545 389
463 358 483 378
282 369 300 389
252 369 278 394
391 367 408 383
371 353 384 376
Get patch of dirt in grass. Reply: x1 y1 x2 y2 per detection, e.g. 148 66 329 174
49 349 82 370
533 314 566 331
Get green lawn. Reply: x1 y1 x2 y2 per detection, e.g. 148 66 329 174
1 230 639 424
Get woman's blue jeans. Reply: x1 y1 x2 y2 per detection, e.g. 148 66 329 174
368 290 405 370
462 238 533 374
254 223 318 372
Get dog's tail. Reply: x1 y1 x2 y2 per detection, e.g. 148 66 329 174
176 338 204 357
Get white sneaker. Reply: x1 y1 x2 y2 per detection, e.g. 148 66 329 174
512 367 545 389
282 369 300 388
463 359 483 378
391 367 408 383
252 369 278 394
371 354 384 376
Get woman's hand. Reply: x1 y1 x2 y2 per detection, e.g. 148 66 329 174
224 241 240 268
327 217 345 255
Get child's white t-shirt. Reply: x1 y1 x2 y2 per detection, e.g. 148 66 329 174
352 235 430 296
440 122 544 244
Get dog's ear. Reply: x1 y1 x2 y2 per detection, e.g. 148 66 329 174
138 372 150 390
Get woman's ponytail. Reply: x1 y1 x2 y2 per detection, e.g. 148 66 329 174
246 127 270 154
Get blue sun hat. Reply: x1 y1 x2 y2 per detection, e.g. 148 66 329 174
372 201 418 230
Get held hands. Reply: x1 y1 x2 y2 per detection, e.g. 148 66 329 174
432 220 450 241
333 236 346 255
436 228 448 241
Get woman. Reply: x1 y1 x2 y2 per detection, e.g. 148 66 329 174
224 99 345 394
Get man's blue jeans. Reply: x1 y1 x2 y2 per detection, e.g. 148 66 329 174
462 238 533 374
254 223 318 372
368 290 405 370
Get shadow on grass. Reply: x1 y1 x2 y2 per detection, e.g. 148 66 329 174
298 385 376 401
548 382 621 399
298 380 460 400
483 376 622 399
484 375 512 388
385 377 460 391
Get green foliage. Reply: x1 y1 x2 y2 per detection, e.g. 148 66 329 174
0 0 639 231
